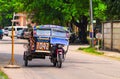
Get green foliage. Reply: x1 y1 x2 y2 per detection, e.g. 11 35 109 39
0 70 9 79
11 0 106 44
0 0 14 27
0 0 108 26
79 47 104 55
1 0 119 27
105 0 120 20
13 0 106 25
93 0 107 20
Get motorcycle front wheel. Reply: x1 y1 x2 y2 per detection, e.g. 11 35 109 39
57 54 62 68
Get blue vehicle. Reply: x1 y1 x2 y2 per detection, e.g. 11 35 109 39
23 25 69 68
0 28 3 39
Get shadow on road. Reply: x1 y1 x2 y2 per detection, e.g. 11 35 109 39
23 64 54 68
0 52 56 68
0 52 23 66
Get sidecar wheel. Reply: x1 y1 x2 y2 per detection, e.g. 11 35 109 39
23 52 26 60
0 36 2 39
53 62 56 67
25 59 28 66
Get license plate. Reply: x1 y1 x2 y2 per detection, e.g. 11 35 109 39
36 42 49 51
59 52 62 54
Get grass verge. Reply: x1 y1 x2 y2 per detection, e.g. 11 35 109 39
0 70 9 79
78 47 104 55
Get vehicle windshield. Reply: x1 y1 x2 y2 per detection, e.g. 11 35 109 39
8 28 23 31
36 29 51 36
17 28 23 31
8 28 15 31
36 28 68 38
18 30 23 32
4 28 8 30
52 30 67 38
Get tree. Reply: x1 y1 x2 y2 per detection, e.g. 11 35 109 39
0 0 14 27
12 0 106 44
104 0 120 20
14 0 89 43
1 0 117 44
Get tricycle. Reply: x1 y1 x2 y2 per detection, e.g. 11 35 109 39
23 25 69 68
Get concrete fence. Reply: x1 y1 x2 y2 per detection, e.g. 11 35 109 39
102 21 120 52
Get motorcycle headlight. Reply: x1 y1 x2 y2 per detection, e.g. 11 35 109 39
58 44 63 48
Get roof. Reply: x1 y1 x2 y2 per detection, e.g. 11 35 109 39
34 25 68 31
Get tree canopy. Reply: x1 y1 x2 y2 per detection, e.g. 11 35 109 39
0 0 120 27
0 0 119 43
105 0 120 20
0 0 13 27
13 0 106 25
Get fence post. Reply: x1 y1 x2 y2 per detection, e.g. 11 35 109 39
102 22 104 50
111 21 113 51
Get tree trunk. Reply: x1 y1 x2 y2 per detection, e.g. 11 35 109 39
72 16 88 44
80 16 88 44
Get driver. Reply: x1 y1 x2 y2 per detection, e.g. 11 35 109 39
27 21 36 51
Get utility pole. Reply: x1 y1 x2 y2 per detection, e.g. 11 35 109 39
90 0 94 47
4 12 20 68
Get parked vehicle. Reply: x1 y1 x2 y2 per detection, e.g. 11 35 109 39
16 29 24 39
4 27 9 36
23 25 69 68
23 28 30 39
0 28 3 39
8 26 27 37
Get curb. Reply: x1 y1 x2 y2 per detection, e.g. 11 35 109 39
79 50 120 61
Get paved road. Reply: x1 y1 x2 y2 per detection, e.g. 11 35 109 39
0 36 120 79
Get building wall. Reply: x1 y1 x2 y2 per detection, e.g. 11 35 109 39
113 23 120 51
19 15 27 26
103 21 120 52
12 13 27 26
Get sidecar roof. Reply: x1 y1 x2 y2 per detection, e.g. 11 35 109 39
34 25 68 31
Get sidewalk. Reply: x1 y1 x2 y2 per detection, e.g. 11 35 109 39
78 45 120 59
99 50 120 58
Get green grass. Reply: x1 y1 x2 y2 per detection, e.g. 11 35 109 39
79 47 104 55
79 47 120 61
0 70 9 79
